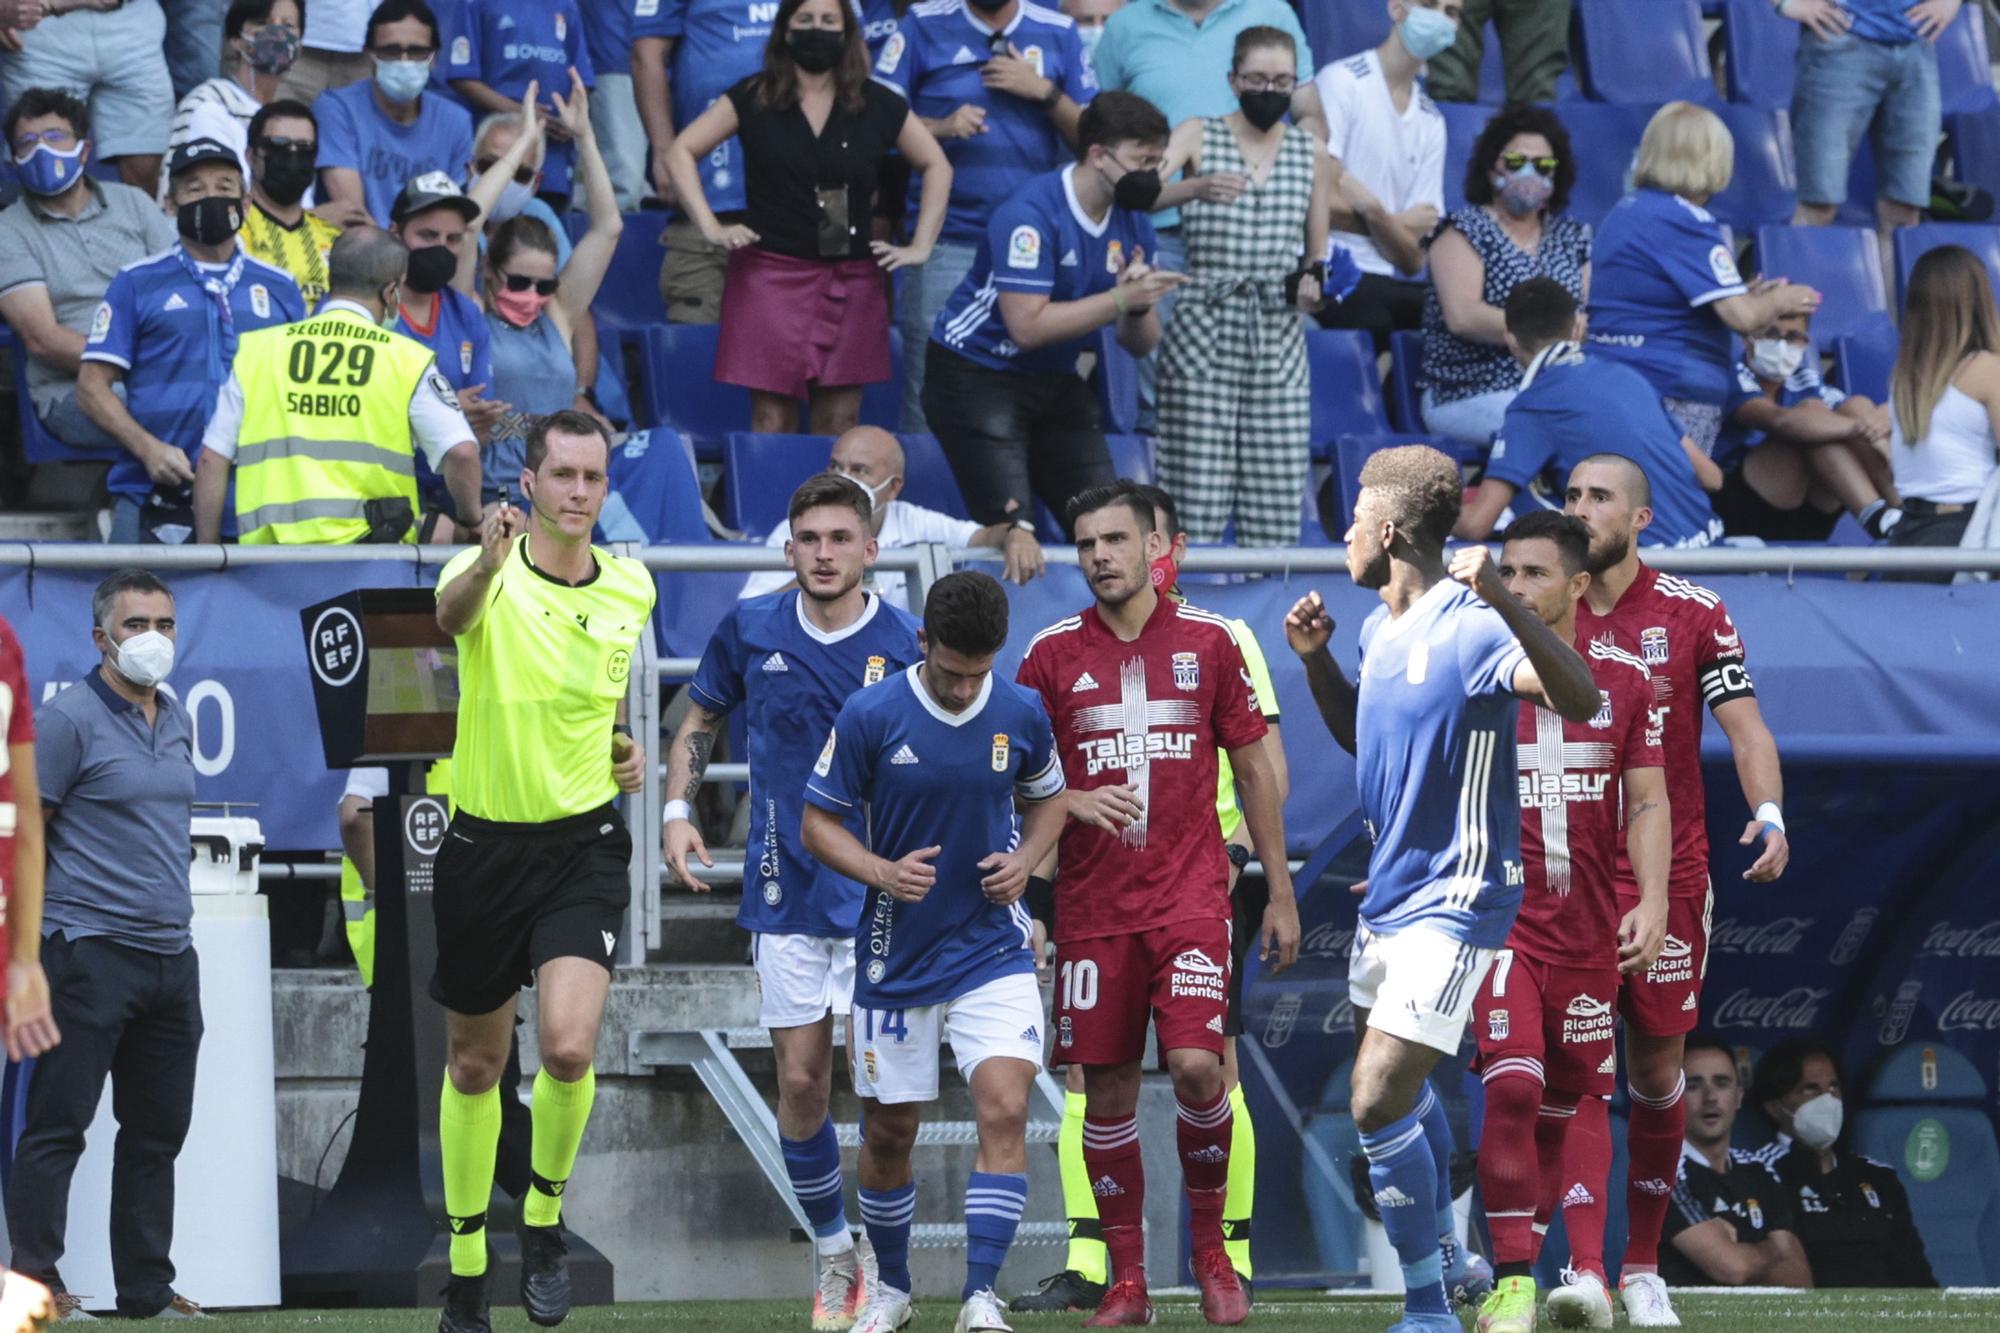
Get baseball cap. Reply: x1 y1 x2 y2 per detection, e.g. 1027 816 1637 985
390 171 481 225
167 137 241 180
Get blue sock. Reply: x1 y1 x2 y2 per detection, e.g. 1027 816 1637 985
963 1171 1028 1300
859 1183 916 1295
781 1117 851 1249
1414 1082 1458 1265
1360 1107 1448 1316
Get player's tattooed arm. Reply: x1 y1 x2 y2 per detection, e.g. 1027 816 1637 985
661 701 729 890
1284 591 1358 754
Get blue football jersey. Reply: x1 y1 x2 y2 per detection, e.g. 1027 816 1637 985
443 0 596 196
805 665 1064 1008
1587 189 1748 405
689 590 923 937
1353 581 1528 949
396 287 493 507
1489 342 1722 548
931 164 1156 375
873 0 1095 245
1715 346 1846 470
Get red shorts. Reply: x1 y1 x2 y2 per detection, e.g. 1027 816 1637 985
1052 917 1231 1067
1617 886 1713 1037
1473 949 1621 1097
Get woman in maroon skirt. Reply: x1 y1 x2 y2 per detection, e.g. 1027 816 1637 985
664 0 951 435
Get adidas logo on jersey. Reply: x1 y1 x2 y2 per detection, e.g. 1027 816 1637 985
1071 671 1099 693
1562 1183 1595 1208
1185 1145 1228 1164
1207 1014 1224 1034
952 44 977 62
890 744 920 765
1090 1175 1124 1198
1059 249 1079 267
1373 1186 1416 1209
762 653 789 673
163 293 188 312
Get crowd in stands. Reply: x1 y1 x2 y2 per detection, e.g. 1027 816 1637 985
0 0 1994 566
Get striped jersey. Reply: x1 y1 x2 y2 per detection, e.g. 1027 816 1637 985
1577 564 1753 897
1353 580 1528 950
1508 635 1663 967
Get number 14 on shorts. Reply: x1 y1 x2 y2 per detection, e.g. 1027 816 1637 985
862 1008 909 1043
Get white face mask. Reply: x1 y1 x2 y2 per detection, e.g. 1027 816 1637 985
1749 337 1806 382
111 629 175 688
1791 1091 1844 1150
837 471 893 509
1077 24 1105 60
488 177 535 223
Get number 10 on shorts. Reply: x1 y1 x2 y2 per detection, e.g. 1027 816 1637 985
1059 959 1099 1011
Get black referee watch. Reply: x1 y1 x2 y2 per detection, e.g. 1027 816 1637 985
1226 843 1251 872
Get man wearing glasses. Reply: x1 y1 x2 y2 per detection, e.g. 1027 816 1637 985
0 88 178 453
317 0 476 225
238 100 346 307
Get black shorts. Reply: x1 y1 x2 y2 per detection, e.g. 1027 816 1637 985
1712 463 1841 542
1224 876 1270 1037
430 803 633 1016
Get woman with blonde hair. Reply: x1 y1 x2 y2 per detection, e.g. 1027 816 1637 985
1887 245 2000 557
1586 101 1821 455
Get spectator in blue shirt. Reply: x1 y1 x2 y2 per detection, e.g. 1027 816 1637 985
316 0 477 225
1459 276 1722 548
78 136 306 543
1714 308 1900 542
1586 102 1820 457
877 0 1096 433
924 91 1183 534
577 0 647 207
441 0 594 202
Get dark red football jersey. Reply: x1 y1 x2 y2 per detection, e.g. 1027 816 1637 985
1016 593 1266 943
0 615 37 978
1509 636 1664 967
1576 564 1750 897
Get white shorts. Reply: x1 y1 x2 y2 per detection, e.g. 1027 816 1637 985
1348 923 1499 1055
752 932 855 1029
852 971 1046 1105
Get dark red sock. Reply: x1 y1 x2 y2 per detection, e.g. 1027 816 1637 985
1533 1092 1578 1254
1477 1072 1544 1267
1621 1074 1687 1274
1558 1094 1612 1280
1175 1091 1231 1252
1083 1114 1147 1284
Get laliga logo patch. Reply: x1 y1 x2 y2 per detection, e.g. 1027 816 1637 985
864 654 886 686
814 729 836 777
991 732 1010 771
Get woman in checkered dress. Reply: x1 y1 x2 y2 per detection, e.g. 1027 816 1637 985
1153 26 1334 545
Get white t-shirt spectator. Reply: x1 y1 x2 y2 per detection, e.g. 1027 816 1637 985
1314 48 1445 278
304 0 375 53
740 499 982 603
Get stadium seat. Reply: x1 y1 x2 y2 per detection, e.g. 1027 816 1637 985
1093 328 1140 437
1937 3 1998 116
2 332 117 465
1753 224 1890 343
635 322 751 461
1721 0 1798 107
721 433 831 536
1301 0 1388 69
1832 325 1898 404
1105 432 1155 487
599 427 745 659
1438 101 1497 215
892 433 974 520
1950 107 2000 196
1708 106 1798 230
1306 329 1390 463
1387 330 1426 432
1561 103 1657 226
588 211 671 330
1851 1042 2000 1285
1328 433 1443 531
1893 223 2000 309
1573 0 1716 105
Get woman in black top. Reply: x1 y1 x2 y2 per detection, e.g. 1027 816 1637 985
665 0 951 436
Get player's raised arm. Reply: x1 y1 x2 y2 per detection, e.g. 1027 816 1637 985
1448 545 1599 723
661 701 727 890
1284 591 1358 754
436 504 522 637
1618 763 1672 975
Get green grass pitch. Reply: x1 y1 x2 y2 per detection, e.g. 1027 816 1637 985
193 1289 2000 1332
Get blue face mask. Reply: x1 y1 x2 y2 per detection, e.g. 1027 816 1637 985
1399 4 1458 62
16 141 86 197
374 56 431 104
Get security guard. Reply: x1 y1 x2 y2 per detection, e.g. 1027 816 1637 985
192 227 483 544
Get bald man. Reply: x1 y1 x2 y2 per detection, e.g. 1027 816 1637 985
741 427 1047 602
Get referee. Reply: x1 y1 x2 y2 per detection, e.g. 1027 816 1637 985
431 410 655 1333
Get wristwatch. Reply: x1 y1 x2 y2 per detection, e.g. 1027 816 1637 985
1039 81 1062 110
1226 843 1252 872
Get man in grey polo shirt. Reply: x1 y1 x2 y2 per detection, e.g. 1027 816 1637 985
0 88 178 453
7 568 204 1322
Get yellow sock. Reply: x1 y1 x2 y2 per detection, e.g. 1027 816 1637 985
1223 1083 1255 1279
440 1076 502 1277
523 1066 596 1228
1058 1090 1107 1284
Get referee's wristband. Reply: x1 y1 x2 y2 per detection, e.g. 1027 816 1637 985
664 799 692 825
1755 801 1786 836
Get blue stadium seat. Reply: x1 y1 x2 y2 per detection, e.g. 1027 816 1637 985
1721 0 1797 107
1574 0 1715 105
1438 101 1498 214
1851 1042 2000 1285
892 433 974 520
1832 324 1899 404
1388 330 1425 432
635 322 750 460
1328 433 1447 532
1561 104 1657 226
1937 3 1998 116
1894 223 2000 309
1094 328 1140 436
1753 224 1890 343
1301 0 1387 69
1306 328 1390 463
1951 107 2000 191
596 427 744 658
1708 106 1798 229
722 433 830 536
588 211 671 330
1105 432 1154 486
2 331 117 464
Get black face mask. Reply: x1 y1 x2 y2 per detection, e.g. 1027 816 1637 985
177 195 243 246
967 0 1010 11
257 146 316 206
786 28 845 74
403 243 457 294
1237 90 1289 132
1111 165 1161 212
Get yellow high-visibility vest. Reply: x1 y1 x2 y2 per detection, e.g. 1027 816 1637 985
231 307 436 544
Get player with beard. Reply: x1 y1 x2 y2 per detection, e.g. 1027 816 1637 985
1016 481 1299 1327
1468 512 1671 1333
665 472 923 1332
1552 453 1789 1329
1284 446 1599 1333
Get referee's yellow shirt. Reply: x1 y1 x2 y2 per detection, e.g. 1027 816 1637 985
1216 618 1280 842
437 535 656 823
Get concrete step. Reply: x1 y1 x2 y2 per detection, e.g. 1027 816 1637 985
835 1119 1061 1148
911 1221 1066 1251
